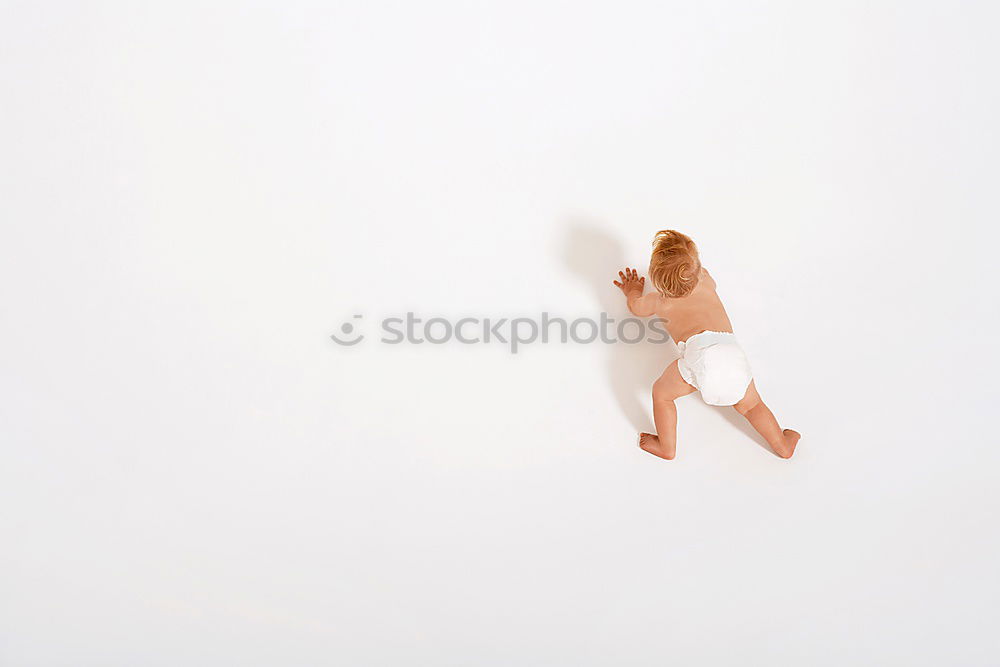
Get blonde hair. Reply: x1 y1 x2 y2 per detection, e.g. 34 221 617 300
649 229 700 297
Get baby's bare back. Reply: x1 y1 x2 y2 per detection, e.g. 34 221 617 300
652 268 734 343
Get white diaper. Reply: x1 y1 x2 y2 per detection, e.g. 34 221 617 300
676 331 753 406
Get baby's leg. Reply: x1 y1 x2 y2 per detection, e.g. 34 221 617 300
733 382 799 458
639 360 696 460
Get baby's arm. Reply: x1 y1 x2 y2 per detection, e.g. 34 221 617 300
614 267 657 317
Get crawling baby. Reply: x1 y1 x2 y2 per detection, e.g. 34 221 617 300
614 230 800 459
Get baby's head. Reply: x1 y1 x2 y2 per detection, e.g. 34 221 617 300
649 230 700 297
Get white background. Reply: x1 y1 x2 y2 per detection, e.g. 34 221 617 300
2 1 999 665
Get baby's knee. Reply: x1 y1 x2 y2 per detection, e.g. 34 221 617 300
651 381 676 404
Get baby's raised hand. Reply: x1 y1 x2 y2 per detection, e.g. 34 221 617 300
614 267 645 297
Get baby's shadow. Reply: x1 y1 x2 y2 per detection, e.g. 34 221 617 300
562 220 675 434
715 403 772 453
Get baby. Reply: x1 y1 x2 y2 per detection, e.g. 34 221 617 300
614 230 799 459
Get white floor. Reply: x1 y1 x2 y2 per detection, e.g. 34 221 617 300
2 2 999 665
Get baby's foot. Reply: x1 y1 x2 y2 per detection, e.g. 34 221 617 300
638 432 675 460
775 429 800 459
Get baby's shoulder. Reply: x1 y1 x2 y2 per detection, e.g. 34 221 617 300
699 267 717 289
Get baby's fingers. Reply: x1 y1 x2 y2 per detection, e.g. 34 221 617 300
613 280 622 287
